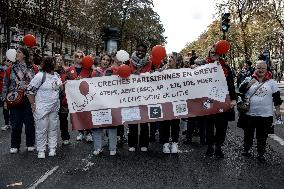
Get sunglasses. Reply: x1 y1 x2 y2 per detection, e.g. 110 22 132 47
75 55 83 58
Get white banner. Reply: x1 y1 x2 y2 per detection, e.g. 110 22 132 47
66 63 228 114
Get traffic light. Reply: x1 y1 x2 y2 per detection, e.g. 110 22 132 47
221 13 230 33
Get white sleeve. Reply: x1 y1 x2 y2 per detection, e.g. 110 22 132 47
26 72 43 94
270 79 279 93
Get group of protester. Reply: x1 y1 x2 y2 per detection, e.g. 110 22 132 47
0 43 281 162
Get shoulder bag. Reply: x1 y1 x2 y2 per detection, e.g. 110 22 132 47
237 81 265 113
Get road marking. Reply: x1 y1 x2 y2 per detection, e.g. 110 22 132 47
28 166 59 189
269 134 284 146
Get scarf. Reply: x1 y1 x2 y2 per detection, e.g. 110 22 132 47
207 57 228 77
131 52 149 69
252 71 272 82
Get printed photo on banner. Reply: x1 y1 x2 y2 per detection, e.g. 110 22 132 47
203 99 213 109
91 109 112 125
148 104 163 119
121 107 141 123
172 101 188 116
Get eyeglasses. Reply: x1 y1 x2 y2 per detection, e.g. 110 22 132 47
75 55 83 58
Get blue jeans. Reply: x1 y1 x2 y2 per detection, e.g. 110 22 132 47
93 128 117 151
10 97 35 148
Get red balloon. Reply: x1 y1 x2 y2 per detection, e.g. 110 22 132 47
151 56 162 67
80 68 91 78
79 81 89 96
81 55 94 69
151 45 166 60
215 40 230 55
118 64 131 78
111 66 119 75
23 34 36 47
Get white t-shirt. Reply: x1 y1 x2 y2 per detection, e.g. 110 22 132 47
245 78 279 117
28 72 62 120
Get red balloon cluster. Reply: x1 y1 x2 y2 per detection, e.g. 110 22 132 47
215 40 230 55
23 34 36 47
151 45 166 67
118 64 131 78
81 55 94 69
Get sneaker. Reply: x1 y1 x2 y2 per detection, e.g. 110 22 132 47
48 149 56 157
163 143 171 154
1 125 11 131
38 151 45 159
110 150 116 156
93 149 102 155
171 142 178 153
206 146 214 157
140 147 148 152
76 133 84 141
10 148 18 154
85 133 93 142
63 140 71 145
27 146 35 152
128 147 135 152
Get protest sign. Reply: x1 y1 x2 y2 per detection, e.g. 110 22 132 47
65 63 231 129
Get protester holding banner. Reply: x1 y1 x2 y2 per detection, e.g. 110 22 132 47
128 44 153 152
159 53 180 153
67 50 93 142
55 54 71 145
2 46 38 154
91 53 118 155
111 55 127 144
27 56 63 159
239 60 282 162
184 58 207 145
0 57 12 131
204 45 237 158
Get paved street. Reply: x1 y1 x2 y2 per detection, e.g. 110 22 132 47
1 83 284 189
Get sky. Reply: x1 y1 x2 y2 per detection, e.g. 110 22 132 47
152 0 217 53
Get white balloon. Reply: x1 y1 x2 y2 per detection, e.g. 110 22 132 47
6 49 17 62
116 50 130 62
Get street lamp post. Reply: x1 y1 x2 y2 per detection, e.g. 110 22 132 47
102 26 119 53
